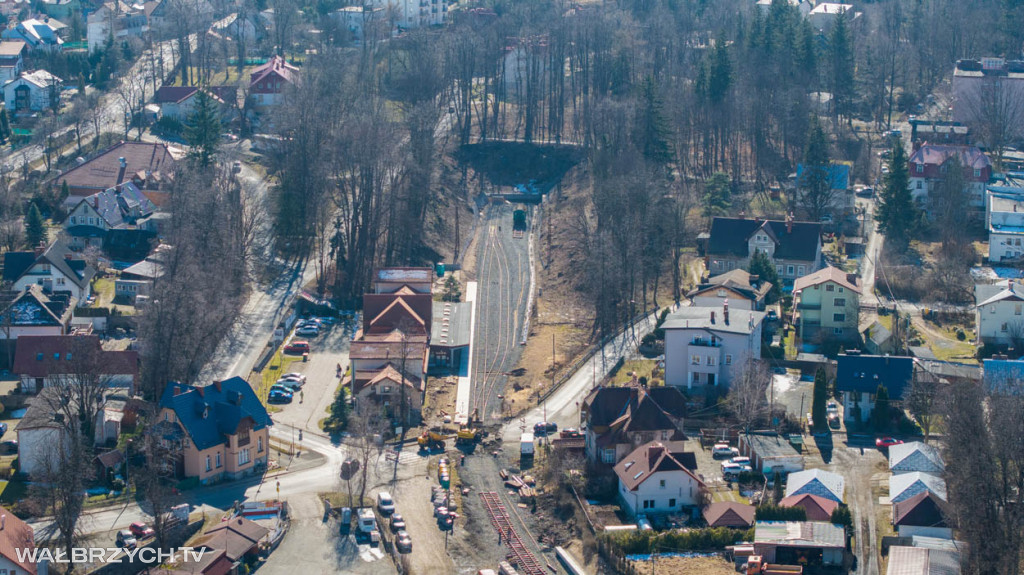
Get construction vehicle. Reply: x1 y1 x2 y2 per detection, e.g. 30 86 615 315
456 426 483 445
417 428 451 451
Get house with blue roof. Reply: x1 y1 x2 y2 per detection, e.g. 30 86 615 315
156 378 271 484
835 353 914 424
784 469 845 504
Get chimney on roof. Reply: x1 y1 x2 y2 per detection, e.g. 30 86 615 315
119 157 126 168
2 514 5 530
34 241 45 257
196 387 204 397
213 380 222 393
913 139 922 152
847 273 858 286
173 384 182 396
786 212 794 234
92 195 99 209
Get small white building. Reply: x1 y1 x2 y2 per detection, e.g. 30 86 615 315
3 69 61 113
975 280 1024 345
367 0 449 30
661 304 764 389
755 0 811 17
986 188 1024 263
87 1 149 53
613 441 704 518
0 40 26 84
808 3 854 30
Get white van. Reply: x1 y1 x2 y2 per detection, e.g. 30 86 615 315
377 491 395 515
357 508 377 533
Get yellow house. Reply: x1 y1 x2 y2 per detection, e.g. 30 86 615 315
156 378 272 484
793 266 862 343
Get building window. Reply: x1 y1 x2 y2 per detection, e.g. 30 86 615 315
691 355 701 365
205 456 211 472
56 277 64 286
787 265 795 276
659 479 666 488
669 498 676 508
381 386 391 394
1017 239 1022 247
707 356 716 366
643 500 655 509
826 284 835 292
1001 323 1008 332
725 355 733 365
238 448 251 466
728 261 735 270
834 298 846 307
991 306 997 314
917 181 923 189
70 216 76 224
258 437 263 453
776 265 784 275
833 313 846 322
834 327 844 335
1016 304 1022 316
601 449 615 464
916 164 923 173
974 169 982 178
717 289 726 297
215 453 221 468
838 287 844 293
797 265 805 276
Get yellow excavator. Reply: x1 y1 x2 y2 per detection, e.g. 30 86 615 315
417 427 451 451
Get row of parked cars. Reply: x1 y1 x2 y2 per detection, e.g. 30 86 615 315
115 522 156 550
268 372 306 404
339 491 413 553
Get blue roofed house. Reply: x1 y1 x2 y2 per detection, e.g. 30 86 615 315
795 162 854 221
983 358 1024 395
155 378 271 484
888 442 945 476
784 469 845 504
890 472 947 504
835 353 914 424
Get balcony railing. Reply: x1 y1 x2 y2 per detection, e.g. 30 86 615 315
689 338 721 348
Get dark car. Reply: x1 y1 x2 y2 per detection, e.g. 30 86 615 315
116 530 137 550
284 341 310 354
129 522 155 539
856 187 875 198
268 390 293 404
533 422 557 436
0 422 7 436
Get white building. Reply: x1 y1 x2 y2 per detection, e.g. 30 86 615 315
332 5 384 41
0 40 26 84
888 442 945 476
661 304 764 389
87 1 149 53
755 0 811 17
784 469 845 503
987 186 1024 263
5 241 95 301
808 3 854 30
975 280 1024 345
613 441 704 518
1 18 63 51
953 58 1024 145
3 69 61 113
890 472 947 504
368 0 449 30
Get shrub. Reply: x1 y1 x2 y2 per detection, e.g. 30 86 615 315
110 478 126 491
756 504 807 522
606 526 753 555
830 505 853 529
955 329 966 341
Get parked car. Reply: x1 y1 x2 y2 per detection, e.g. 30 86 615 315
766 310 778 321
129 522 155 539
856 186 875 198
390 513 406 533
826 401 839 415
876 437 903 448
116 530 137 550
296 325 320 337
533 422 557 436
395 530 412 552
280 373 307 383
712 443 739 458
284 341 310 354
339 507 352 534
0 422 8 436
268 390 293 404
270 384 295 395
722 463 753 479
559 428 581 438
820 214 834 224
377 491 395 515
0 441 17 455
728 456 752 467
276 379 302 391
828 413 841 429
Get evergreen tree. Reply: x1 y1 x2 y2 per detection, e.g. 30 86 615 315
328 385 349 432
828 12 855 120
799 117 833 221
830 506 853 530
701 172 732 219
185 90 221 168
60 181 70 204
872 384 890 430
636 76 672 166
875 142 916 251
24 204 46 248
708 34 732 104
747 249 782 304
441 275 462 302
812 367 828 431
0 107 9 143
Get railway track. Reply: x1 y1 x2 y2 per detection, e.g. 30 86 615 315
479 492 547 575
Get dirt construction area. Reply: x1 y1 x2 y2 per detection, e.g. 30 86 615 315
629 555 737 574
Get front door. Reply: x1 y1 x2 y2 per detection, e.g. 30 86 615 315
708 373 716 386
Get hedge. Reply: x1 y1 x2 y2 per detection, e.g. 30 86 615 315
756 504 807 522
605 526 754 555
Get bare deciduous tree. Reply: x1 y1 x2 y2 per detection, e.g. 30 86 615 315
726 358 772 434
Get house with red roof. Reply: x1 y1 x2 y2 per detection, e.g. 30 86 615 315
153 85 237 122
779 493 839 522
908 144 992 211
0 505 40 574
613 440 705 517
12 334 139 393
248 55 299 110
792 266 861 343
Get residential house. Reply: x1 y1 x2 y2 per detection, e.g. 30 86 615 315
0 505 41 575
886 545 961 575
192 517 269 564
12 334 138 393
248 55 299 111
0 286 75 340
163 548 231 575
661 304 764 389
752 521 845 566
332 5 383 42
738 432 804 475
794 162 854 220
63 182 157 250
983 357 1024 394
888 442 945 476
862 321 895 355
779 494 839 522
892 492 952 539
792 266 861 343
703 502 755 529
808 3 855 30
156 378 272 484
581 386 688 465
974 280 1024 346
686 269 772 311
86 1 149 53
890 472 947 504
209 12 264 52
755 0 810 17
1 18 63 50
0 40 25 83
953 58 1024 144
986 187 1024 263
351 363 424 423
152 85 236 123
613 441 704 517
784 469 845 504
910 119 971 146
3 240 96 301
702 216 823 283
372 266 433 294
116 244 169 303
53 141 182 206
908 144 992 212
17 387 130 474
38 0 80 19
3 69 60 112
366 0 449 30
835 353 914 424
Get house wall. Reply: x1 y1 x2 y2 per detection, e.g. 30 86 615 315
2 325 65 341
664 326 762 389
3 79 53 112
841 391 874 422
797 280 860 341
353 381 424 418
115 279 152 302
17 426 66 476
989 230 1024 262
618 469 700 518
12 263 90 301
691 289 755 310
911 177 988 210
977 298 1024 344
953 72 1024 142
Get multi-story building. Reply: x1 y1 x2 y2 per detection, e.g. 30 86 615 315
662 304 764 389
908 144 992 211
702 216 823 284
975 280 1024 345
792 266 861 342
248 55 299 111
952 58 1024 144
986 175 1024 263
687 269 772 311
369 0 449 30
581 385 687 465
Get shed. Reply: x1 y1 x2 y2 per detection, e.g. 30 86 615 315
703 502 756 528
779 494 838 522
738 432 805 475
753 521 845 566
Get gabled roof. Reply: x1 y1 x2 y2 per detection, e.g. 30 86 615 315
13 69 60 89
976 281 1024 307
893 491 949 528
836 354 914 398
431 301 472 348
793 266 862 295
582 386 687 430
707 217 822 262
153 86 198 104
352 362 424 394
909 144 991 171
703 502 755 528
785 469 845 503
0 505 37 574
194 517 268 562
361 293 432 335
753 521 845 548
35 240 97 289
54 141 180 192
889 442 945 475
0 285 74 327
886 545 961 575
13 335 138 379
159 378 272 451
613 441 704 492
248 55 299 87
687 269 772 302
72 182 156 229
890 472 947 503
779 493 839 521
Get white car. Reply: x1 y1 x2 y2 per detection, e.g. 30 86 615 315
377 491 395 515
296 325 320 337
721 463 753 479
727 456 752 467
712 444 739 458
281 373 307 383
826 401 839 415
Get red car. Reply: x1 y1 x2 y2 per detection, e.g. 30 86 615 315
284 341 310 354
875 437 904 448
129 522 155 539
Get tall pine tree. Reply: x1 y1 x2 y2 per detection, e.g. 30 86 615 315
185 90 221 168
875 142 916 251
799 116 833 221
828 12 855 121
812 367 828 431
24 204 46 248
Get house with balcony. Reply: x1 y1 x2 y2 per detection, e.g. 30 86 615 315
0 40 25 84
3 69 60 113
63 182 158 251
581 385 688 465
908 144 992 212
155 378 271 484
701 215 823 284
835 353 914 424
986 185 1024 263
792 266 861 343
661 304 764 390
614 441 704 518
248 55 299 111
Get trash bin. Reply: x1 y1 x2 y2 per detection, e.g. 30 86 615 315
436 262 445 277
